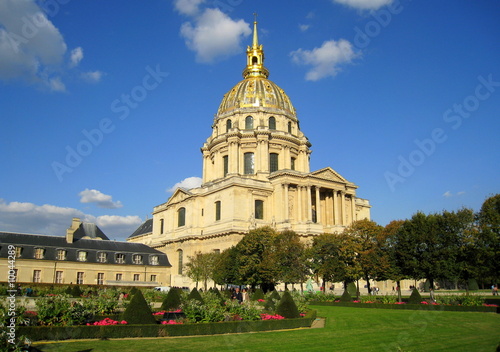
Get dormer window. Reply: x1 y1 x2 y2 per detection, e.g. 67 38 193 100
115 253 125 264
34 248 45 259
133 254 143 265
97 252 107 263
150 255 159 265
57 249 67 261
77 251 87 262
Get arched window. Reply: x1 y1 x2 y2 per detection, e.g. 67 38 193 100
252 56 258 65
244 152 254 174
177 249 183 275
226 119 232 132
178 207 186 227
245 116 254 130
269 116 276 130
255 200 264 220
288 121 292 134
215 201 221 221
269 153 279 172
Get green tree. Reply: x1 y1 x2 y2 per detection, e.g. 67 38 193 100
382 220 407 301
477 194 500 283
184 251 219 291
234 226 279 291
212 246 240 286
343 219 387 295
273 230 309 290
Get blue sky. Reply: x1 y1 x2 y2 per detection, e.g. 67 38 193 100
1 0 499 241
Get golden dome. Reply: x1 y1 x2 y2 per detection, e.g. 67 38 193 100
216 18 296 117
217 77 296 116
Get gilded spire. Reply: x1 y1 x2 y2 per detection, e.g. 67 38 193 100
243 14 269 79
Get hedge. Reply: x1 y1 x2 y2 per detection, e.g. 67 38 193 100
17 310 317 342
310 302 499 313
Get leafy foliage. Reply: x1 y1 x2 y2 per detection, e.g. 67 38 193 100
184 251 219 291
276 291 300 319
161 287 183 311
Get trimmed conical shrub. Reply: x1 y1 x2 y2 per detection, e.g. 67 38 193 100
71 285 82 298
129 286 139 296
252 288 265 301
340 289 352 302
188 287 204 304
264 298 276 312
161 288 182 311
65 286 72 295
122 289 157 324
276 291 300 319
408 288 423 304
270 290 281 301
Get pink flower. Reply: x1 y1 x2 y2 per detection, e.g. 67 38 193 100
394 302 406 304
161 320 183 325
260 314 285 320
153 311 166 315
258 299 265 302
421 301 428 304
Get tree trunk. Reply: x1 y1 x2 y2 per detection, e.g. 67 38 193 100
397 280 402 302
365 276 372 295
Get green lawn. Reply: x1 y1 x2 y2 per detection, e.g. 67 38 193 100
33 306 500 352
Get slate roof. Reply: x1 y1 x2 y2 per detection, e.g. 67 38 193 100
0 231 170 267
128 218 153 239
73 222 109 240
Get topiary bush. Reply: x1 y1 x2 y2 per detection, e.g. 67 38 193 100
276 291 300 319
340 289 353 302
161 288 183 311
269 290 281 301
121 290 157 324
71 285 82 298
188 287 204 304
467 278 479 291
252 288 265 301
264 298 276 312
408 288 423 304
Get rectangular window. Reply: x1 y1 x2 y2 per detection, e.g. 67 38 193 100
291 157 296 171
34 248 45 259
97 273 104 285
178 250 183 275
160 218 164 234
150 255 159 265
255 200 264 220
223 155 229 177
33 270 41 283
78 251 87 262
269 153 279 173
57 249 66 261
215 201 221 221
133 274 140 281
76 272 84 285
150 274 157 282
213 249 220 254
244 152 254 174
115 253 125 264
116 273 122 281
55 271 63 284
178 208 186 227
133 254 143 264
97 252 107 263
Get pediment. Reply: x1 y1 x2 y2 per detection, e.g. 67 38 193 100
311 167 348 183
166 188 192 205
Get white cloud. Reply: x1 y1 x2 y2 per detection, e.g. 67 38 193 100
81 70 104 83
179 8 251 63
443 191 466 198
0 0 67 90
174 0 205 16
167 176 202 193
0 198 142 241
299 24 310 32
331 0 394 10
290 39 360 81
69 47 83 67
79 189 123 209
0 1 102 91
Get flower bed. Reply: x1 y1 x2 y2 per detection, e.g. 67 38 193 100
17 310 317 341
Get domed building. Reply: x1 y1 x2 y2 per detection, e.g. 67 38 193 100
128 20 371 288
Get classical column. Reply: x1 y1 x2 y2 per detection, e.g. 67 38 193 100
307 185 312 222
340 191 345 226
315 187 321 224
283 183 289 222
297 185 303 222
350 194 356 223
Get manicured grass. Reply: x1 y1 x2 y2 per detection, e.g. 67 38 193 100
33 306 500 352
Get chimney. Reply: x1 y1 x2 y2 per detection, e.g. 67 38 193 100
66 217 81 243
